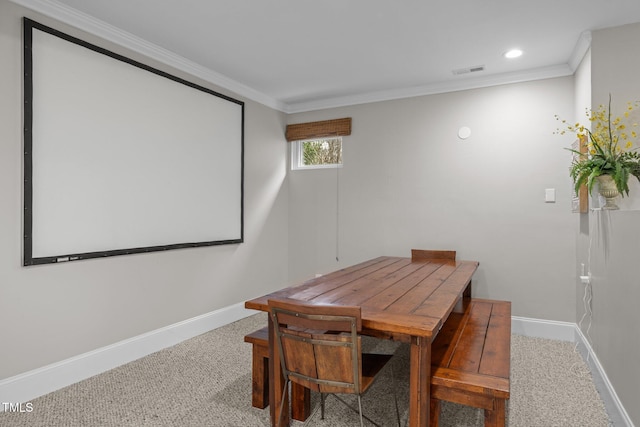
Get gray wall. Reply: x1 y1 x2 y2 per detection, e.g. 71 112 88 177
2 1 638 424
582 22 640 425
288 78 577 321
0 1 289 380
287 58 640 423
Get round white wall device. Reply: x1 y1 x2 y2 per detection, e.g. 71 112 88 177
458 126 471 140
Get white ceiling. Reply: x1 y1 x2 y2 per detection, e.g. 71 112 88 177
14 0 640 113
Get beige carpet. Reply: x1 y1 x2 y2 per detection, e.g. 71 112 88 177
0 312 612 426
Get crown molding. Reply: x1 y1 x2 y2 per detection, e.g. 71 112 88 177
9 0 587 115
8 0 286 112
568 31 592 72
284 63 574 113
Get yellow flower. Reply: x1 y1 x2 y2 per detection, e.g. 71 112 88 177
559 96 640 198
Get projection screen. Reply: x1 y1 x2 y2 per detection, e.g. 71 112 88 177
23 18 244 266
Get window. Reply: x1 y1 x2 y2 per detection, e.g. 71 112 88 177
285 117 350 170
291 137 343 170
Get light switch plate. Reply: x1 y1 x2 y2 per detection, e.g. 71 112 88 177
545 188 556 203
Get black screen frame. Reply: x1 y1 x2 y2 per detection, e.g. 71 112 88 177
23 18 244 266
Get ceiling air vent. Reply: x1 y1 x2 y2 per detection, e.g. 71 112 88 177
452 65 485 75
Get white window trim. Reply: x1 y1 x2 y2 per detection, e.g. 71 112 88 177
291 137 343 170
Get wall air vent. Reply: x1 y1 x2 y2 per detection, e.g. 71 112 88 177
452 65 485 75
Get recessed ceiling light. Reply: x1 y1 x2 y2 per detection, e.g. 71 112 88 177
504 49 523 59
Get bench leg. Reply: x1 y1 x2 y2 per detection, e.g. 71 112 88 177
251 342 312 420
251 344 269 409
484 399 506 427
429 398 440 427
291 382 311 421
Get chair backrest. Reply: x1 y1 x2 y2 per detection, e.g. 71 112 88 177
268 298 364 395
411 249 456 261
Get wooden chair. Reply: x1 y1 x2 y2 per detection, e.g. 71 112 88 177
411 249 456 261
268 298 400 427
412 249 471 305
244 327 312 420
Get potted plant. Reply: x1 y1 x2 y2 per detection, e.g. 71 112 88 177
555 96 640 209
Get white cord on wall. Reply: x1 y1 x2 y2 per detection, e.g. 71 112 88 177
335 142 341 263
572 209 596 377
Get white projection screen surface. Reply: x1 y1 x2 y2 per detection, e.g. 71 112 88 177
23 19 244 266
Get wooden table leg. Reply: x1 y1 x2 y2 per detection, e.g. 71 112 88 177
464 280 472 299
454 281 473 314
409 335 431 427
484 398 506 427
269 315 289 427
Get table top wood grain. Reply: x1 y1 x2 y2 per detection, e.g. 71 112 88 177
245 254 479 427
245 256 479 341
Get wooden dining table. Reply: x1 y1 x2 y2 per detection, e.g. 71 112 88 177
244 250 479 427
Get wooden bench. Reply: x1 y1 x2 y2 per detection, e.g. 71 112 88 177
244 327 310 420
244 327 270 409
430 298 511 427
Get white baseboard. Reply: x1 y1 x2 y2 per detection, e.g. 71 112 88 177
511 315 577 341
0 302 255 406
513 316 634 427
573 327 635 427
1 312 634 426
